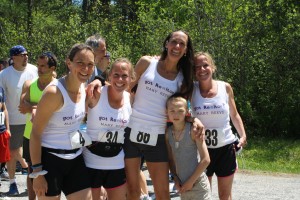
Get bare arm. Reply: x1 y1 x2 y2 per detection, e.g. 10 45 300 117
3 103 10 136
226 82 247 147
19 79 36 114
128 56 152 92
30 85 63 197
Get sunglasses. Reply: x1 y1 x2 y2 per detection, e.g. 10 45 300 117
16 53 28 57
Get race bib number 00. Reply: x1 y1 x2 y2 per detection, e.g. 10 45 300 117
98 130 124 144
69 130 92 149
0 112 5 125
129 127 158 146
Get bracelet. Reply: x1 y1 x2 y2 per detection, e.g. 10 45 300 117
31 163 43 170
29 170 48 179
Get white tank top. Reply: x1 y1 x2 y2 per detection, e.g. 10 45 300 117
41 79 86 159
129 59 183 135
191 81 235 148
83 86 131 169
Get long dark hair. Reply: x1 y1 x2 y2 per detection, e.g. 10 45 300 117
160 30 194 99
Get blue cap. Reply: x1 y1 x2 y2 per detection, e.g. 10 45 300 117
9 45 27 57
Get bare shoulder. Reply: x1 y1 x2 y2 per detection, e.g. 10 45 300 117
224 81 233 94
135 56 153 73
41 85 63 109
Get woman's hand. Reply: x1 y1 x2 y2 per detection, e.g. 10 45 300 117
85 79 102 98
33 175 48 197
191 117 205 139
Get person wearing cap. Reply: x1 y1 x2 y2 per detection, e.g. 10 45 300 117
0 45 38 196
18 52 57 200
85 34 108 84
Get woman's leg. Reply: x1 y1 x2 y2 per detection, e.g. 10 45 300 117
106 183 127 200
146 161 170 200
67 188 92 200
217 174 234 200
125 157 141 200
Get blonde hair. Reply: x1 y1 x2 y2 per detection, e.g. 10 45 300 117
109 58 136 81
166 93 188 110
194 51 217 72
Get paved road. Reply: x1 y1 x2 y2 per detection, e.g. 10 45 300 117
1 169 300 199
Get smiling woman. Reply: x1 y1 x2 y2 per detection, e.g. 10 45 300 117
29 43 94 199
84 58 135 200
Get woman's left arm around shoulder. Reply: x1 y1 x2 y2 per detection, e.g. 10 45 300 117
226 82 247 147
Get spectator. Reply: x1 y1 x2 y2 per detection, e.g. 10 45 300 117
0 45 38 196
19 52 57 200
85 34 108 83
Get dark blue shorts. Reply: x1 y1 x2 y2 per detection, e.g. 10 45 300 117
123 127 168 162
41 148 90 196
87 167 126 189
206 142 237 177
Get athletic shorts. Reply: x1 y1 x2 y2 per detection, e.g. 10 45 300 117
88 168 126 189
206 142 237 177
123 127 168 162
180 173 211 200
41 148 90 196
23 137 31 163
0 130 10 163
9 124 25 150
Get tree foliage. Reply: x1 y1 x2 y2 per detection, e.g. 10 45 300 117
0 0 299 138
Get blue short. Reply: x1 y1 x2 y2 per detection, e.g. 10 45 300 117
41 148 90 196
206 142 237 177
123 127 168 162
87 168 126 189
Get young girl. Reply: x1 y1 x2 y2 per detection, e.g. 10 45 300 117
165 93 211 200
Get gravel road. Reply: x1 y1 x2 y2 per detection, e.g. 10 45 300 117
1 169 299 200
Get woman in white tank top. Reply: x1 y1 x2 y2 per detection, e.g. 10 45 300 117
191 52 247 200
30 44 95 199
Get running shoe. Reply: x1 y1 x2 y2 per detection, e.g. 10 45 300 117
5 183 19 196
0 171 9 181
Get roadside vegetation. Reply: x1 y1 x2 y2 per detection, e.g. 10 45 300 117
237 137 300 174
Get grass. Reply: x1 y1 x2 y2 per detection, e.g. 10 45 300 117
237 136 300 174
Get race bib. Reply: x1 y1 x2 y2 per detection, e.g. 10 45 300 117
205 128 225 148
0 112 4 125
129 126 159 146
69 130 92 149
98 130 125 144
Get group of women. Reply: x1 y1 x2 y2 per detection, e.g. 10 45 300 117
28 30 247 200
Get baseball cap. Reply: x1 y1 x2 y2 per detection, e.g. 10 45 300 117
9 45 27 57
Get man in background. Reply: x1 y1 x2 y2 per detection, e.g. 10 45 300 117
0 45 38 196
85 34 109 83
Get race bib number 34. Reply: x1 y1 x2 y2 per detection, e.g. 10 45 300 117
69 130 92 149
129 127 158 146
98 130 124 144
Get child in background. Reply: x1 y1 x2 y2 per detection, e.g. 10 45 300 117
165 93 211 200
0 87 11 186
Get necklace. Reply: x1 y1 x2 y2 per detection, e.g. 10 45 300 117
172 124 185 149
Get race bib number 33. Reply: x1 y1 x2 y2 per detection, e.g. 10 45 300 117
205 128 225 148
